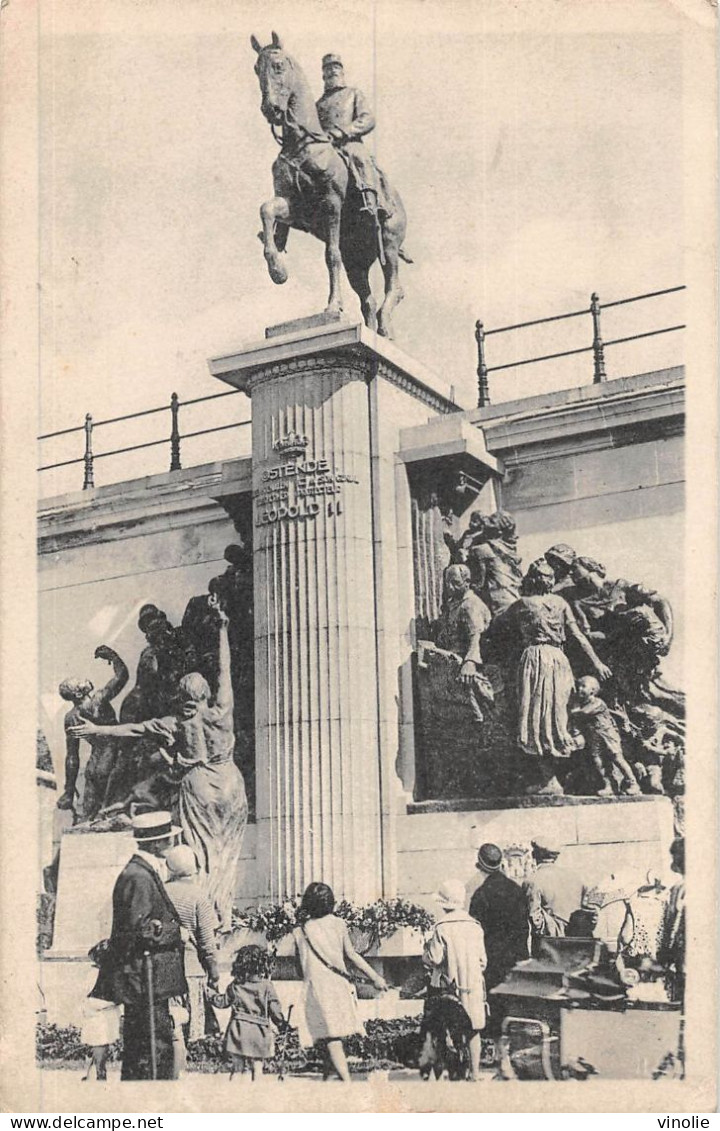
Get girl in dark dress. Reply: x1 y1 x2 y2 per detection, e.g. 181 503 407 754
207 946 286 1081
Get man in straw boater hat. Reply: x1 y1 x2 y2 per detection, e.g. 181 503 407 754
90 811 187 1080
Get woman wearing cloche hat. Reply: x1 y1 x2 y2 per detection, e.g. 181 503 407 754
422 879 488 1080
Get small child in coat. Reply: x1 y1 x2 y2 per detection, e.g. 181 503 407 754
207 945 286 1081
81 940 121 1082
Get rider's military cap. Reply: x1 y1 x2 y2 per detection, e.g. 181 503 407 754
322 54 344 68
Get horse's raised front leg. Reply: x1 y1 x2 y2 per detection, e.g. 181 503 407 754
322 195 344 315
260 196 290 284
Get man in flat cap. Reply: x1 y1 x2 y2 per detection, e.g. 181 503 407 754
91 811 187 1080
522 837 585 947
316 53 392 220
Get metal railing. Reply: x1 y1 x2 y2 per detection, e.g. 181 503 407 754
38 388 251 491
474 285 685 408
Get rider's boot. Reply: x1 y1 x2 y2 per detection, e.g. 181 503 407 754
358 186 388 222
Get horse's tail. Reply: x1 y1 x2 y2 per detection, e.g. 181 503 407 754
399 247 414 265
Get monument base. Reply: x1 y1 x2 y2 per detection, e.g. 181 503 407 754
47 825 260 960
46 796 673 952
40 796 672 1027
47 829 135 960
38 953 423 1029
397 794 674 911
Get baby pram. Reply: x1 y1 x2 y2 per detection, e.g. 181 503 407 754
418 979 473 1081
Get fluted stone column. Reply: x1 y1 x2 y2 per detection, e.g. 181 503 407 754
209 322 459 902
254 351 381 900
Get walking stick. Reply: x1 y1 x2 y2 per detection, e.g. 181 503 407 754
143 950 158 1081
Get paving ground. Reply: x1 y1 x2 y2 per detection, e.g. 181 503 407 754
39 1061 500 1082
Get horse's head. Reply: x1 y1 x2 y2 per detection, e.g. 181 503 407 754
251 32 295 125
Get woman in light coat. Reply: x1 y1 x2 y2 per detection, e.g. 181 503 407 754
423 879 488 1081
293 882 388 1081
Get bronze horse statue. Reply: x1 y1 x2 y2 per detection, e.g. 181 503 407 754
251 33 409 338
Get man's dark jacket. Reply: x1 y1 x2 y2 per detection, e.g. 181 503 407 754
91 854 187 1006
469 870 530 990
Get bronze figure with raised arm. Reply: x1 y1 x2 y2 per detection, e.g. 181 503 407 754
58 645 129 820
69 597 248 930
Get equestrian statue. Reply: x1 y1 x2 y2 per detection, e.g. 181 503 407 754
251 33 410 339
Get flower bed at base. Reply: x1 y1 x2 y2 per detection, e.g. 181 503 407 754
187 1017 425 1074
36 1022 122 1065
36 1017 425 1075
231 897 435 953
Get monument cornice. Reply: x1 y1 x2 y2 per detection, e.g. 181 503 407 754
208 320 461 416
399 414 503 476
242 349 373 392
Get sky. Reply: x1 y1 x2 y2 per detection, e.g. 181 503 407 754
37 0 687 495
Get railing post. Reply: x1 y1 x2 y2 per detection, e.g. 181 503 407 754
170 392 181 471
82 413 94 490
475 320 491 407
591 292 607 383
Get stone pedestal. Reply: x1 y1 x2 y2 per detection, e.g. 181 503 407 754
396 794 675 914
46 824 260 959
209 321 471 901
48 830 135 959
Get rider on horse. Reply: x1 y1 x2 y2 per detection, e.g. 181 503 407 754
252 33 408 336
315 55 392 223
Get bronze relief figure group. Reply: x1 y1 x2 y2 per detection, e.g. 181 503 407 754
57 545 254 931
415 511 684 808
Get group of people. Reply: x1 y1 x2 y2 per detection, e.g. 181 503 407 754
429 511 684 798
418 831 686 1080
80 811 388 1083
80 806 685 1084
